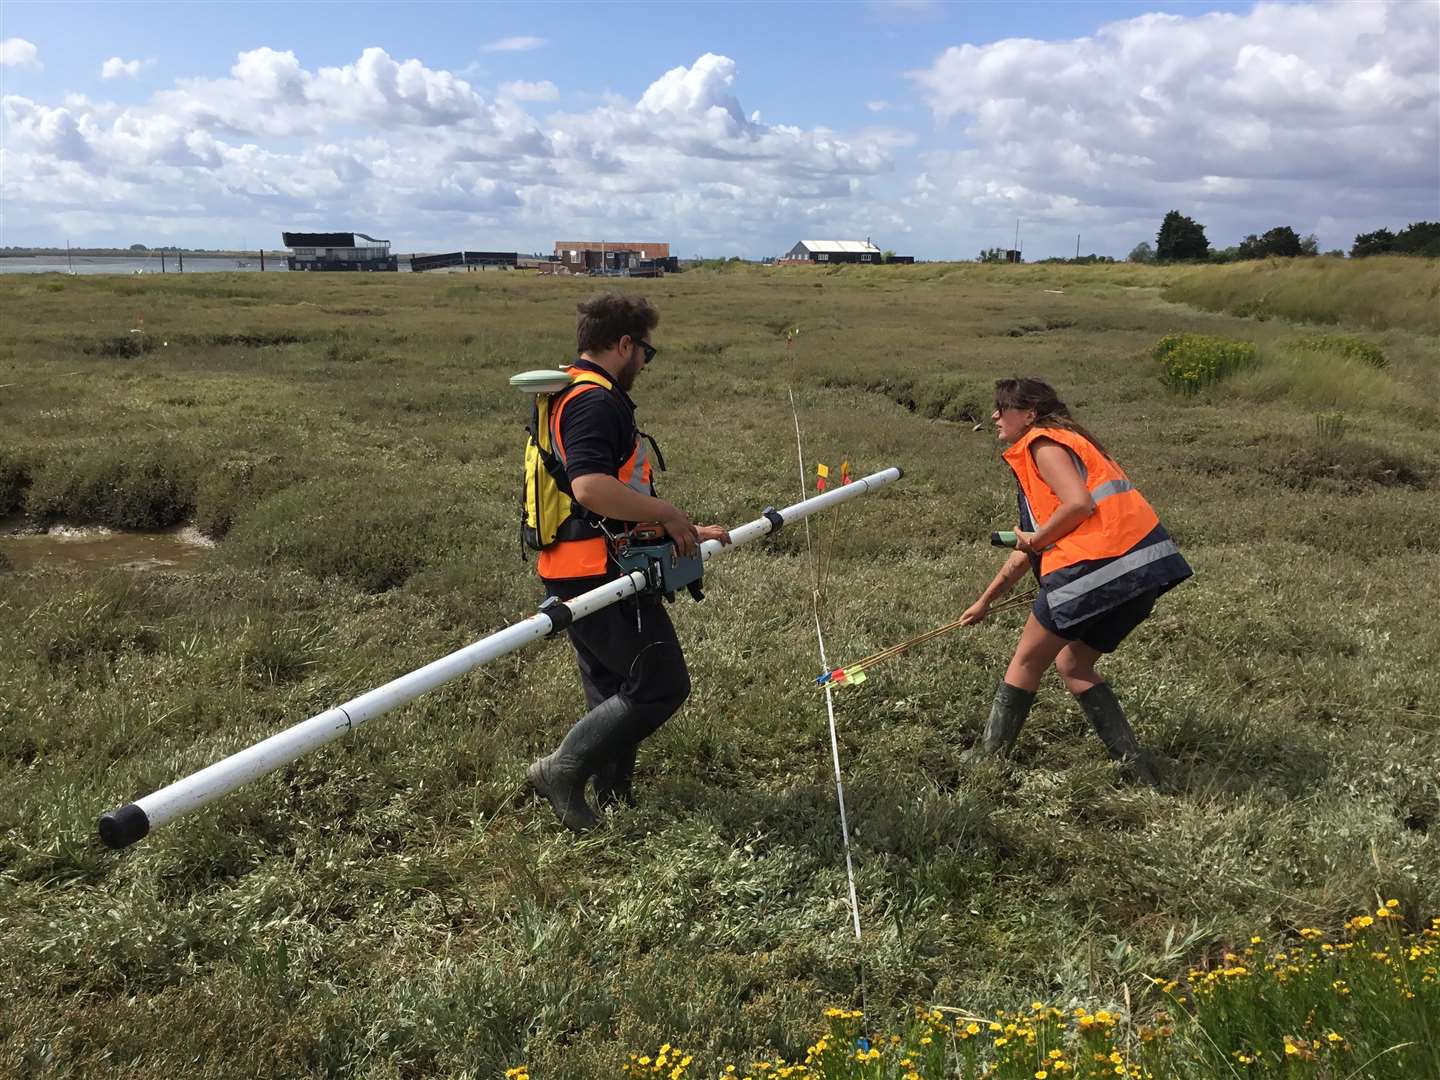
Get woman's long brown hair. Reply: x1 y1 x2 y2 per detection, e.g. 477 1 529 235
994 377 1113 460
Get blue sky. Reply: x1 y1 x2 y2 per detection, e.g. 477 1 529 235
2 1 1436 258
3 2 1254 128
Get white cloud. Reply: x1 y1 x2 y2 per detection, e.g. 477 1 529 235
13 6 1429 259
499 79 559 103
3 97 95 161
639 54 745 125
2 48 897 255
482 35 546 53
906 0 1439 253
101 57 154 80
1 37 41 69
148 46 496 136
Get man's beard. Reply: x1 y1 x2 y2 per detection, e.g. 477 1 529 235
616 355 642 392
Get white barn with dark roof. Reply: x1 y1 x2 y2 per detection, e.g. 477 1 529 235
780 239 882 264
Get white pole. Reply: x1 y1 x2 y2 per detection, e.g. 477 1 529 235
99 467 904 848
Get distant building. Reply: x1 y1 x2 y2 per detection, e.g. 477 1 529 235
282 232 398 272
779 240 915 266
553 241 677 274
410 251 518 273
779 240 882 265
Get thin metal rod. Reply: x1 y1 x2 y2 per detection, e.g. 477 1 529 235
98 468 904 849
786 392 864 951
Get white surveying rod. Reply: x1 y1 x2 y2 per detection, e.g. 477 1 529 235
98 467 903 849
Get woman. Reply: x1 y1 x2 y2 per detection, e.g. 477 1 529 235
960 378 1192 784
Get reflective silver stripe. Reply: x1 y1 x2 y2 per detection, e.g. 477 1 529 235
625 435 650 495
1046 540 1180 610
1020 490 1041 529
1089 478 1134 504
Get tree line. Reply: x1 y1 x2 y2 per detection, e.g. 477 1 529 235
1128 214 1440 263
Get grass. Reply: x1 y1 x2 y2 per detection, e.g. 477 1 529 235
1 260 1437 1078
1161 256 1440 335
621 907 1439 1078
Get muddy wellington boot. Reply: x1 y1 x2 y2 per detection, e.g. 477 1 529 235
1075 683 1160 787
528 695 638 833
592 742 638 811
963 681 1036 759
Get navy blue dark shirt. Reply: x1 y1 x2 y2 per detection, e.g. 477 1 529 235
556 358 639 483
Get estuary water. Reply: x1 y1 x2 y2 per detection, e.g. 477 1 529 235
0 523 215 573
0 256 289 275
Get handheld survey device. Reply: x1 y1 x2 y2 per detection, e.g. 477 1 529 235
612 524 705 602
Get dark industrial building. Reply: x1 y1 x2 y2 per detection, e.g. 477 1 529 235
282 232 398 272
410 251 519 273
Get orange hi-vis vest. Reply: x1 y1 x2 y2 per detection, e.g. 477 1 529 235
1003 425 1159 577
537 366 654 580
1003 425 1191 629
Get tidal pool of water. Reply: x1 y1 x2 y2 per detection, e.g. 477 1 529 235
0 523 215 573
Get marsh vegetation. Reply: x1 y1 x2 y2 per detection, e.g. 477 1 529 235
1 259 1437 1077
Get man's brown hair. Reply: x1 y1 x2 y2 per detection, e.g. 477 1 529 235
576 293 659 354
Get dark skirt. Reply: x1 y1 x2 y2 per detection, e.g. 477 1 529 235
1033 587 1157 653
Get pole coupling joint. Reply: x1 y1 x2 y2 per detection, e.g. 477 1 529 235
762 507 785 533
539 596 574 636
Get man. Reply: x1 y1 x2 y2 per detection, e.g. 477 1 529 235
528 293 730 832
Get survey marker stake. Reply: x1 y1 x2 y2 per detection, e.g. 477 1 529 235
97 467 904 849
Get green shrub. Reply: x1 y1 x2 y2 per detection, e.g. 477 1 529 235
1152 334 1257 393
79 333 157 358
221 473 476 591
1291 334 1387 368
24 447 197 529
1259 436 1428 492
1228 341 1419 420
324 331 372 364
1314 410 1348 442
0 451 29 516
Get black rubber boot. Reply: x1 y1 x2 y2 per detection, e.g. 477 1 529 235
964 681 1036 758
1075 683 1160 787
529 695 637 832
592 742 638 811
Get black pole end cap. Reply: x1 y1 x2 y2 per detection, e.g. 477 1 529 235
98 803 150 849
894 466 905 479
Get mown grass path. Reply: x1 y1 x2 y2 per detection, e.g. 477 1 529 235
2 262 1437 1077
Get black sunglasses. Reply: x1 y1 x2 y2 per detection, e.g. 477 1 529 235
632 338 657 365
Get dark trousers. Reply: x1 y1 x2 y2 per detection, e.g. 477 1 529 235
545 581 691 748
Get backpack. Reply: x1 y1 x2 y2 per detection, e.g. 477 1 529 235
515 368 614 553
